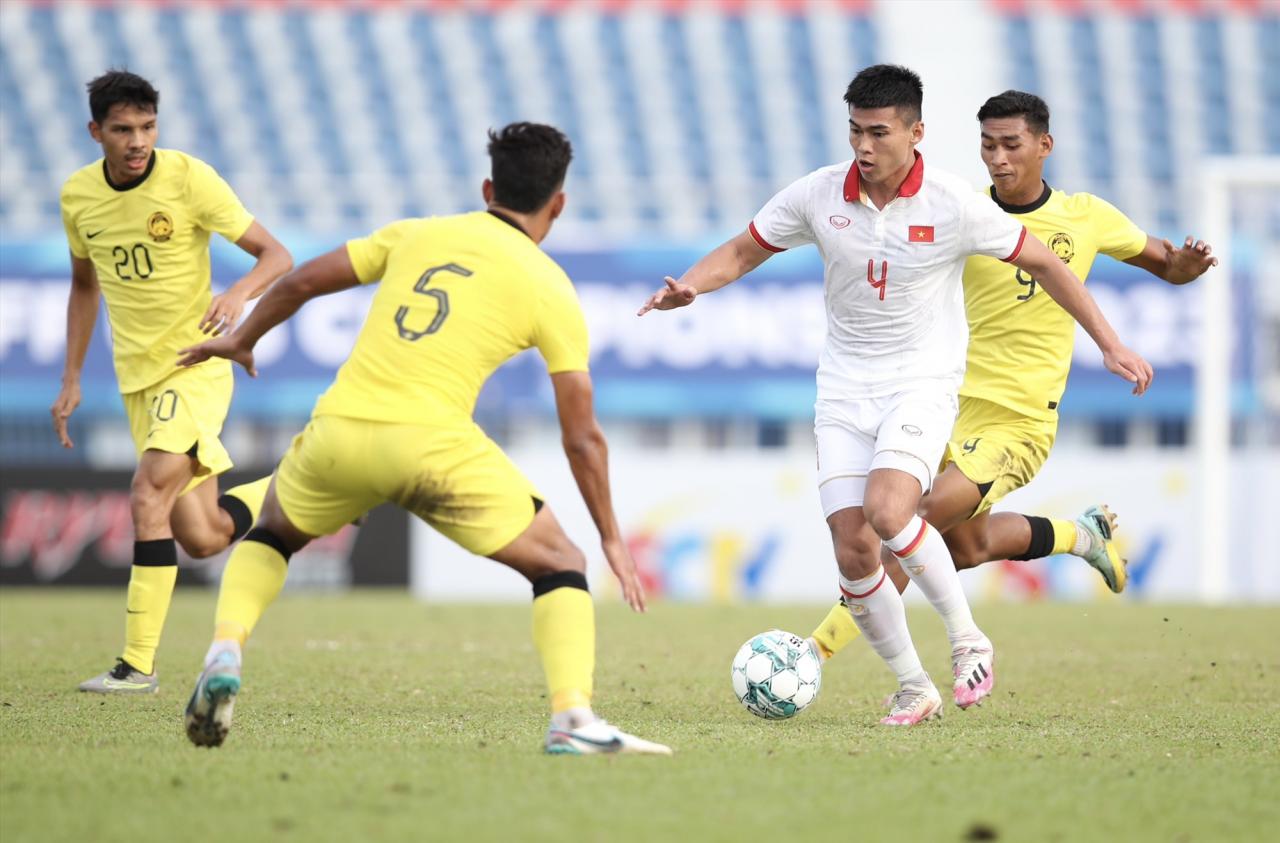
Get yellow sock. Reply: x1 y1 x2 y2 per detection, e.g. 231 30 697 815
531 578 594 714
214 536 289 645
810 600 863 661
224 476 271 517
219 475 273 541
1049 518 1078 555
122 563 178 675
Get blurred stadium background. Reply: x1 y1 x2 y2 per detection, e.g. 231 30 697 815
1 0 1276 604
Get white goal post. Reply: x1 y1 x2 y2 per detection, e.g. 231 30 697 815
1198 157 1280 603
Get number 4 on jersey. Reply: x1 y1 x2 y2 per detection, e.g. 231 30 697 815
867 259 888 301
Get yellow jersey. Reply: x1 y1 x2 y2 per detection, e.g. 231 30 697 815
312 211 590 426
960 184 1147 420
60 148 254 393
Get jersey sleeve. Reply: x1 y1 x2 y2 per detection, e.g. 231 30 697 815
1088 195 1148 261
60 190 88 259
533 274 590 374
188 159 255 242
960 190 1027 262
345 219 416 285
749 174 814 252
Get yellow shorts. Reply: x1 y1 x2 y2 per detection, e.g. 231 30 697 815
275 414 541 557
122 361 234 495
942 396 1057 517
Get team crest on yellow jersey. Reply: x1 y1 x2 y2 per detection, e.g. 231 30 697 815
147 211 173 242
1048 232 1074 262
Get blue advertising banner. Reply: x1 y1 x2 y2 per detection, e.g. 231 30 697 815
0 234 1255 420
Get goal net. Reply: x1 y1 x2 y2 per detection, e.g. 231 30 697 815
1198 157 1280 602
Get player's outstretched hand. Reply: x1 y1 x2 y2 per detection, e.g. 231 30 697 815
200 289 249 335
1163 237 1218 284
637 276 696 316
50 379 81 449
1103 344 1154 396
603 536 647 612
177 335 257 377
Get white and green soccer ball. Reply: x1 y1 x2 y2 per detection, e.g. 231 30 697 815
730 629 822 720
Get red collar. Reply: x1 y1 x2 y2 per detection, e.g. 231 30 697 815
844 151 925 203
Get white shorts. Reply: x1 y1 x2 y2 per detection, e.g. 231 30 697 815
814 388 958 517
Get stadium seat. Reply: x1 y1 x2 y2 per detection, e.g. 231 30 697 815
0 1 1272 240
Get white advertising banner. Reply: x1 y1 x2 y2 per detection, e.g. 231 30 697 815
412 448 1279 604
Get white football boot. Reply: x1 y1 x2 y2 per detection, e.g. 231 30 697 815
545 718 672 755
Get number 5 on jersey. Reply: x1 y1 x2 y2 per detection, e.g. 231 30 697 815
395 262 472 341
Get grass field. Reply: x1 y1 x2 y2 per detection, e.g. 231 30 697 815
1 591 1277 842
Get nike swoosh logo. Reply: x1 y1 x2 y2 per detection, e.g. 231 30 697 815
86 229 106 239
552 730 624 750
102 677 150 689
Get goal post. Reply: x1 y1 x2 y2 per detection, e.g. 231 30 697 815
1198 157 1280 603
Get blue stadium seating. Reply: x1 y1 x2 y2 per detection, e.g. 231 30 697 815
0 1 1274 239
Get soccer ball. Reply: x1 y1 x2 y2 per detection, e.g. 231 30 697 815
730 629 822 720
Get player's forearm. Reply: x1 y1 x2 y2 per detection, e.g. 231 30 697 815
1034 260 1123 353
229 278 310 347
1124 247 1184 285
227 242 294 301
562 426 623 544
678 237 757 296
61 283 99 381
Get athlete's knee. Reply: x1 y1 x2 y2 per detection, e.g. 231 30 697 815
173 528 226 560
944 532 989 570
833 535 882 580
917 494 958 531
538 539 586 579
949 545 986 570
862 501 913 542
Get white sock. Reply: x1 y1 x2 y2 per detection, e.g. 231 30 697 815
551 706 595 731
887 516 984 649
203 639 241 668
839 568 927 686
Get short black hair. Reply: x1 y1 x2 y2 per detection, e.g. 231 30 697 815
87 70 159 124
977 90 1050 135
843 64 923 124
486 122 573 214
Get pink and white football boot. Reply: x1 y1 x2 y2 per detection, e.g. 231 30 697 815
952 637 995 709
880 680 943 726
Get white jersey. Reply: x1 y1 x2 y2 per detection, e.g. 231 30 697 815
750 153 1027 399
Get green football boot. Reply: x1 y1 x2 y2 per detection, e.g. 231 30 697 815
1076 504 1128 593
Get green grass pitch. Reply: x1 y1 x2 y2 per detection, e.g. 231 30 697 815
2 590 1277 842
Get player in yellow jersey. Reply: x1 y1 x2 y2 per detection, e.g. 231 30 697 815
807 91 1217 672
54 71 292 694
174 123 670 756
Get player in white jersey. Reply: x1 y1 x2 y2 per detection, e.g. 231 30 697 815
639 65 1152 726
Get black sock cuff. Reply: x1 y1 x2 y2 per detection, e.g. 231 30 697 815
531 570 589 598
245 527 293 562
134 539 177 567
1011 515 1055 561
218 494 254 542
